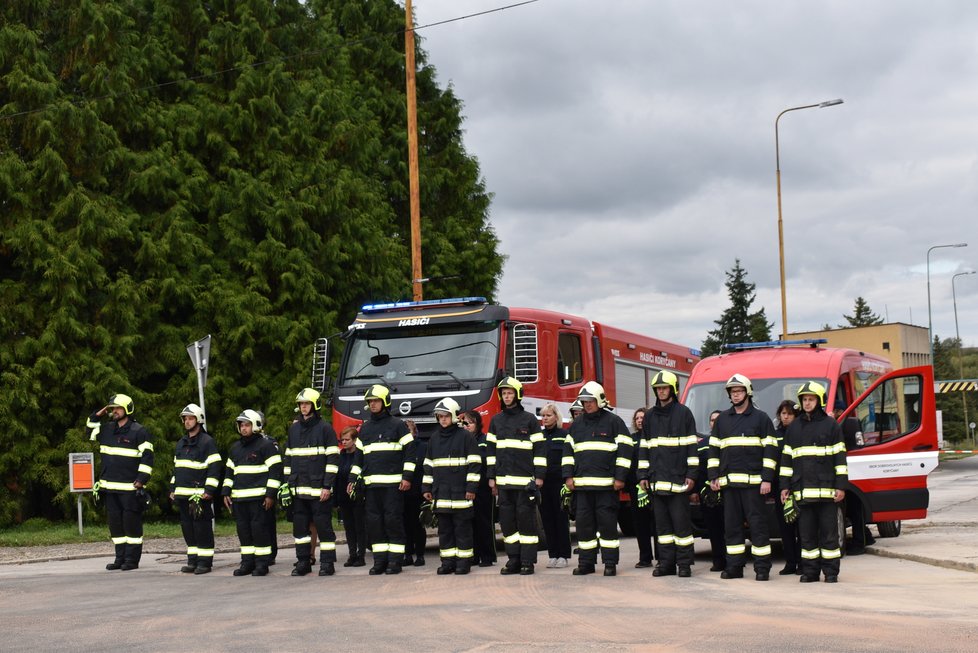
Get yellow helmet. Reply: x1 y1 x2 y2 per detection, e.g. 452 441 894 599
364 384 392 408
725 374 753 397
433 397 461 422
650 370 679 397
797 380 827 407
496 377 524 401
107 393 135 415
295 387 323 411
577 381 609 409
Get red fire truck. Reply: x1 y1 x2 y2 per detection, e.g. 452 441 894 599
317 297 700 436
682 339 939 541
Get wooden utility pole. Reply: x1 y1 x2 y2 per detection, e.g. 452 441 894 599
405 0 423 301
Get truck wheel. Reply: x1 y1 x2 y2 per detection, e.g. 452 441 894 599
877 520 902 538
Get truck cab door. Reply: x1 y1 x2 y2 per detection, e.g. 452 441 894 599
837 366 938 521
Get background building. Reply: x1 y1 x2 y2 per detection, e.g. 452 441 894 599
789 323 930 369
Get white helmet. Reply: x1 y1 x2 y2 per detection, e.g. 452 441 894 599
236 409 264 433
577 381 609 409
433 397 461 423
725 374 753 397
180 403 205 424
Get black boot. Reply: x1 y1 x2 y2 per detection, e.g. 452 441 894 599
436 564 456 575
573 563 595 576
603 564 616 577
385 561 402 575
500 558 521 575
519 562 534 575
181 556 198 574
652 564 676 577
292 559 312 576
369 561 388 575
319 562 335 576
677 565 692 578
233 561 255 576
252 563 269 576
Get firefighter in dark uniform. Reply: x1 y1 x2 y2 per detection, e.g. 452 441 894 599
88 393 154 571
707 374 779 581
563 382 633 576
285 388 340 577
780 381 848 583
222 410 283 576
258 411 280 566
487 377 546 575
638 371 699 578
348 384 416 576
168 403 222 574
422 398 481 575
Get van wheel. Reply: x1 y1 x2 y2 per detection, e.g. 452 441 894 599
877 520 902 538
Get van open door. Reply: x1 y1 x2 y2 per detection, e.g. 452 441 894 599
837 365 939 523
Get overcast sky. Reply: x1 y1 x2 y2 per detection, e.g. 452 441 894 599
412 0 978 352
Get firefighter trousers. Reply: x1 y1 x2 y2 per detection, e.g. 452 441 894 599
575 490 620 565
365 486 405 564
293 496 336 562
723 486 771 573
177 498 214 568
437 509 474 569
497 487 539 563
798 501 841 578
105 492 143 565
233 499 272 568
653 492 694 568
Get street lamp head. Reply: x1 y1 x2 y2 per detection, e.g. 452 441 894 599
819 99 844 107
950 243 968 248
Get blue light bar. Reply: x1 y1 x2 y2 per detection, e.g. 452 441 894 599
724 339 828 351
361 297 488 313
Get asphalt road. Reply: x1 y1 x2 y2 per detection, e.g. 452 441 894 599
4 459 978 652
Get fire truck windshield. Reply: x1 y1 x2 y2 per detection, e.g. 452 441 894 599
684 377 830 435
340 322 499 385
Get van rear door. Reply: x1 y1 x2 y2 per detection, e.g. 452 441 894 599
837 365 938 522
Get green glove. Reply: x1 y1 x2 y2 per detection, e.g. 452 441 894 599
635 484 650 508
277 483 293 508
783 493 798 524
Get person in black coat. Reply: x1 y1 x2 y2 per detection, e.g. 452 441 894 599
540 404 572 568
463 410 498 567
774 399 801 575
335 426 367 567
402 419 427 567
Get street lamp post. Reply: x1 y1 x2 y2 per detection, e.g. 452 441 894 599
926 243 968 366
952 270 976 444
775 98 843 338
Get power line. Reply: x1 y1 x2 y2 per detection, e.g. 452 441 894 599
0 0 542 124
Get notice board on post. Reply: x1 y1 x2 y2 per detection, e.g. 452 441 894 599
69 453 95 493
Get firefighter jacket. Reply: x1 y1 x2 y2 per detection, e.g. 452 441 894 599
422 424 481 512
169 430 222 498
707 403 778 488
222 434 283 501
88 414 154 493
561 409 633 490
543 425 568 480
349 410 416 488
638 401 699 494
284 414 339 499
486 402 546 489
779 409 849 503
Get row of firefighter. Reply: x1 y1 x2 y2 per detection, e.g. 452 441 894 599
87 371 846 582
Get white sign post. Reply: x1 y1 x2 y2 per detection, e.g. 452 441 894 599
186 335 212 425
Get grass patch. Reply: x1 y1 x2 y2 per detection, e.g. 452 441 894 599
0 517 279 547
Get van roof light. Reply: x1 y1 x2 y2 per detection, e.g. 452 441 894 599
723 339 828 351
